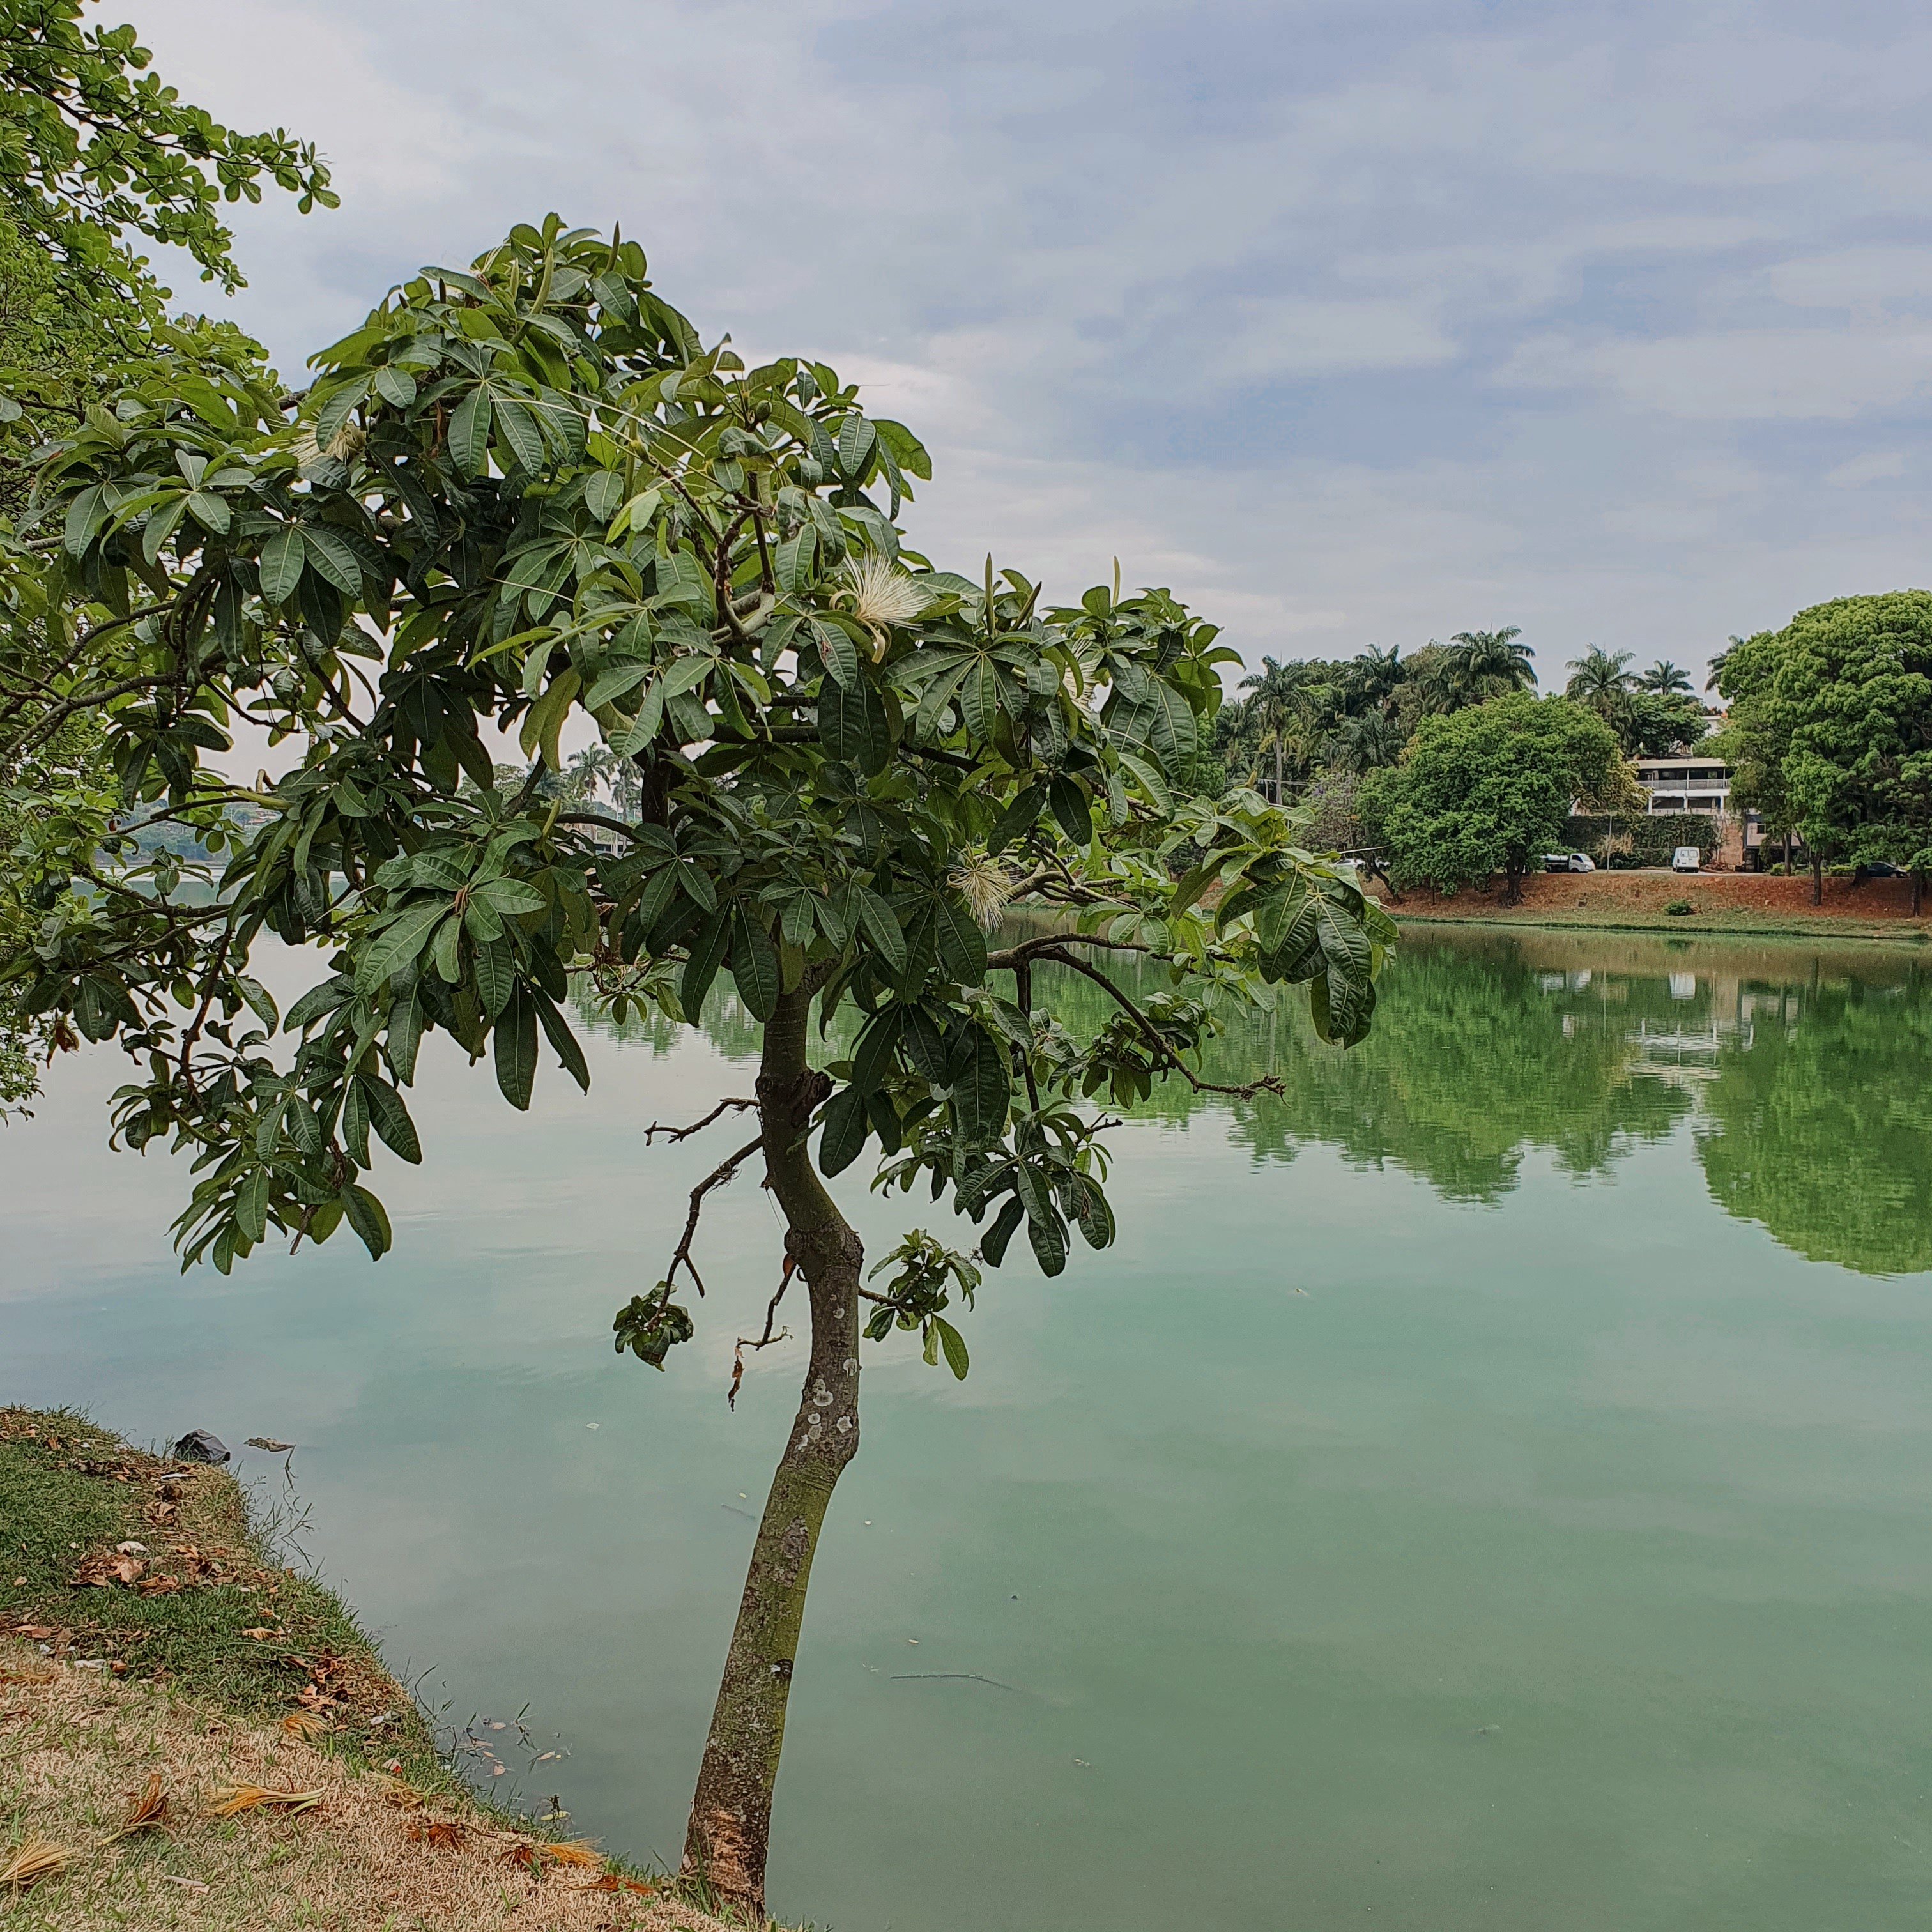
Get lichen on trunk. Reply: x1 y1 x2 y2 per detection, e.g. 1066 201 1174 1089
680 988 861 1920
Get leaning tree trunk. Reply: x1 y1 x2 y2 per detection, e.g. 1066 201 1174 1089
681 988 861 1921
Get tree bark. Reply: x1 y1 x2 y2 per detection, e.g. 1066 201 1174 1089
1811 852 1823 906
680 988 859 1922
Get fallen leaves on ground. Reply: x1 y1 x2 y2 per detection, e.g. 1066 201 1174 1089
205 1782 324 1818
280 1708 330 1739
101 1773 169 1843
406 1819 468 1850
0 1837 70 1892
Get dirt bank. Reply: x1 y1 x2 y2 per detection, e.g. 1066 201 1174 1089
1383 869 1932 940
0 1407 753 1930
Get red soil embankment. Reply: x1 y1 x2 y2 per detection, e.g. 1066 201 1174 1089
1384 868 1932 937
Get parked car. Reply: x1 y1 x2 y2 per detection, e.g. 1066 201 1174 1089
1855 861 1908 880
1671 847 1701 873
1542 852 1596 874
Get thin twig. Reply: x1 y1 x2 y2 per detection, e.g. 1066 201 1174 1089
728 1257 795 1411
666 1133 764 1298
643 1097 756 1145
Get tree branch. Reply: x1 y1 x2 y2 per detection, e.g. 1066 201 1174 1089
1036 946 1285 1100
643 1096 757 1145
666 1133 765 1298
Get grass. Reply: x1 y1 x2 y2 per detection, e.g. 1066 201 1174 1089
0 1406 765 1930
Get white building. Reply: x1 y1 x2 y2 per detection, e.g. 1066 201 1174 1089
1634 756 1730 813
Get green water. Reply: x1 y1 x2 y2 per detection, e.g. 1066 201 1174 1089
6 926 1932 1929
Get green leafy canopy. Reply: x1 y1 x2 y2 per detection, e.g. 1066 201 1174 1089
0 215 1391 1362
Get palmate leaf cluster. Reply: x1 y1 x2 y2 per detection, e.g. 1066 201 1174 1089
1 215 1389 1368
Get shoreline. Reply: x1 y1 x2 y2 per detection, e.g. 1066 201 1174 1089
1388 908 1931 945
0 1406 752 1929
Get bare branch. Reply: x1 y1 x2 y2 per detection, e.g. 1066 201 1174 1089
985 931 1157 972
666 1132 764 1299
728 1256 795 1411
643 1096 757 1146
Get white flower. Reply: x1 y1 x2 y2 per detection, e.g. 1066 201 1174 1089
291 420 364 471
838 552 929 656
949 853 1015 931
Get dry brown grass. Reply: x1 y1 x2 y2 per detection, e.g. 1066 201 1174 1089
0 1640 748 1930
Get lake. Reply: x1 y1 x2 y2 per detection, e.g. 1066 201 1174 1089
6 924 1931 1930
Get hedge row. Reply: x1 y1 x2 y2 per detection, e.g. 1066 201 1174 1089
1561 812 1722 864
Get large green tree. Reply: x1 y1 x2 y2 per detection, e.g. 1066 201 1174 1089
1358 693 1623 901
1716 593 1932 906
0 1 332 1108
0 0 334 306
1 217 1392 1915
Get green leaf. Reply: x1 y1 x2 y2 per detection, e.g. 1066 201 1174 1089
341 1184 392 1259
234 1167 268 1245
494 394 546 472
932 898 988 985
355 898 448 994
449 385 494 479
474 936 515 1018
302 525 364 597
837 413 878 479
474 876 547 917
1027 1208 1069 1276
258 525 304 605
818 674 892 775
234 976 279 1030
360 1078 423 1163
373 365 418 408
681 907 732 1015
818 1083 871 1177
586 661 652 711
981 1196 1027 1266
854 886 907 974
532 988 592 1092
186 489 230 535
729 906 781 1022
1048 774 1091 843
852 1008 903 1092
988 783 1043 855
952 1024 1011 1149
494 986 539 1110
933 1315 970 1379
815 618 861 691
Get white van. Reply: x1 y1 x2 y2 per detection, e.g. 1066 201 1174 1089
1671 847 1701 873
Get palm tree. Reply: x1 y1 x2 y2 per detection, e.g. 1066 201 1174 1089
1706 635 1745 694
1238 656 1300 803
565 742 616 806
1329 709 1402 775
1565 646 1636 717
1349 643 1407 715
1447 626 1537 702
1638 659 1692 695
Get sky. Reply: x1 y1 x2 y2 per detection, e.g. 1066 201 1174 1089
136 0 1932 689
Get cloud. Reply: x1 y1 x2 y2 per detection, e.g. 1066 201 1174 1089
1825 451 1909 487
132 0 1932 675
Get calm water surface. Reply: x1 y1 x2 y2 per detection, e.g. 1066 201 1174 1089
6 926 1932 1930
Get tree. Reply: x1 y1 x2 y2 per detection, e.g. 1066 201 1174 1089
1565 645 1636 717
1639 659 1691 695
1358 694 1623 901
1446 625 1537 700
0 217 1393 1917
1716 594 1932 907
0 1 333 1110
0 0 335 307
1236 654 1300 801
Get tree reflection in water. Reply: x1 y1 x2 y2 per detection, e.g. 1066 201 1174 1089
580 922 1932 1278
